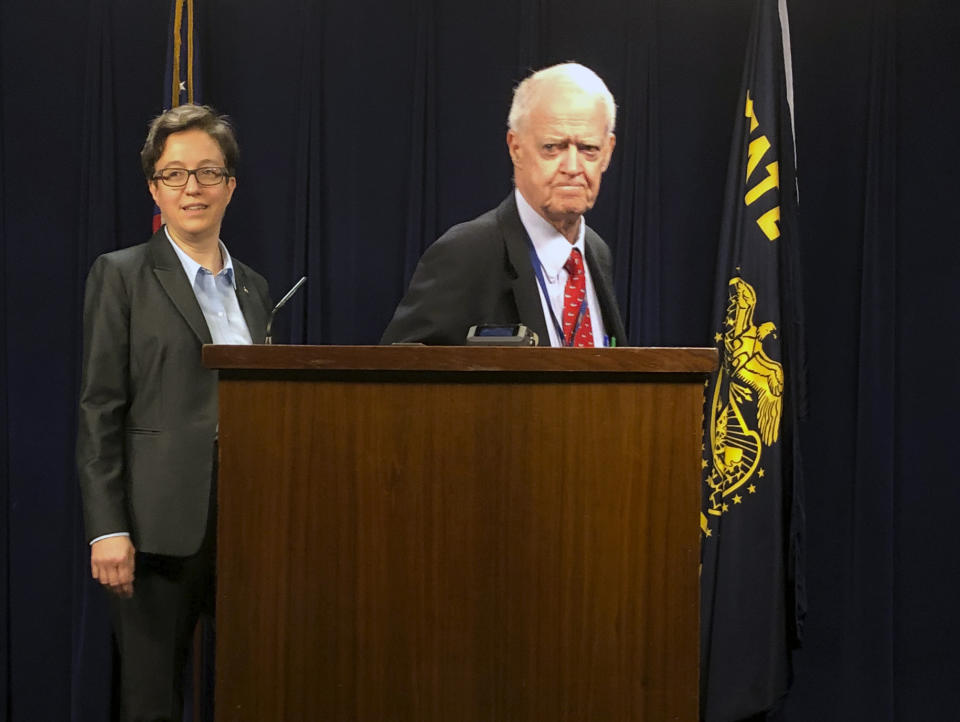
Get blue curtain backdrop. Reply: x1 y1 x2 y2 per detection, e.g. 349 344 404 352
2 0 958 719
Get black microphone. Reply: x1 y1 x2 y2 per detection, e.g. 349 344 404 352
265 276 307 344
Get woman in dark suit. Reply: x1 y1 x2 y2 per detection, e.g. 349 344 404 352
76 104 270 721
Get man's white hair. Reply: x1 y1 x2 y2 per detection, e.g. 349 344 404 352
507 62 617 136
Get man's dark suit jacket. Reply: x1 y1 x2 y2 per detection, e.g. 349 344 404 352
381 193 627 346
76 229 270 557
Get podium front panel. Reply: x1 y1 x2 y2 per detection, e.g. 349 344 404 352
208 347 713 721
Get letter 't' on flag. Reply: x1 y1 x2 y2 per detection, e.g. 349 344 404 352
700 0 806 720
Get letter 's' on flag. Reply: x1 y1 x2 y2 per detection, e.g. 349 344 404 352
153 0 202 233
700 0 806 719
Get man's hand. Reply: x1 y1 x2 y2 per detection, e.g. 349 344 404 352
91 536 136 598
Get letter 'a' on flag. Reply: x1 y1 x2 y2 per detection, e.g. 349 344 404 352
700 0 806 720
153 0 202 233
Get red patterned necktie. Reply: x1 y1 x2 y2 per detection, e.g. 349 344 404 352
562 248 594 347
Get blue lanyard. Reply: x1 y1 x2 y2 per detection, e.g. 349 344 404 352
527 243 587 347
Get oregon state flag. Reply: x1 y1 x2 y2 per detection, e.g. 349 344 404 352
153 0 202 232
700 0 806 720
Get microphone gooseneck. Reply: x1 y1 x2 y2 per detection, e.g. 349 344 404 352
265 276 307 344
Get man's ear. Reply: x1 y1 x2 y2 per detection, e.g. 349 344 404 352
506 129 522 167
601 133 616 172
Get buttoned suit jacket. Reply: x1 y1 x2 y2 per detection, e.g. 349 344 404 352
76 229 270 557
381 193 627 346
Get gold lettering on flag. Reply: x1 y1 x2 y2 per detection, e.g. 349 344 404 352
743 91 782 241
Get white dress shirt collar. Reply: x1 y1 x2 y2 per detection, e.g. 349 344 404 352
514 188 586 279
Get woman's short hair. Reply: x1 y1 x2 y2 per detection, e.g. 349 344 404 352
140 104 239 180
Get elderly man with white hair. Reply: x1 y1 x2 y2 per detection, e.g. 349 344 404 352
382 62 627 348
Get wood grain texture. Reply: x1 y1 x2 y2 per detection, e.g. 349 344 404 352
212 348 708 721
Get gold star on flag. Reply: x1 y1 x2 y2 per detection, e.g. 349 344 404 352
702 458 709 469
734 495 742 504
757 468 765 478
748 484 757 493
722 503 729 512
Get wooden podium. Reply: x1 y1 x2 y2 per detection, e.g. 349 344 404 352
203 345 716 721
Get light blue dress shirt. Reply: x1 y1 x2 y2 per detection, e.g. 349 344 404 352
166 229 253 345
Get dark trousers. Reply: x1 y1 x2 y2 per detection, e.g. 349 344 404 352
108 494 216 722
